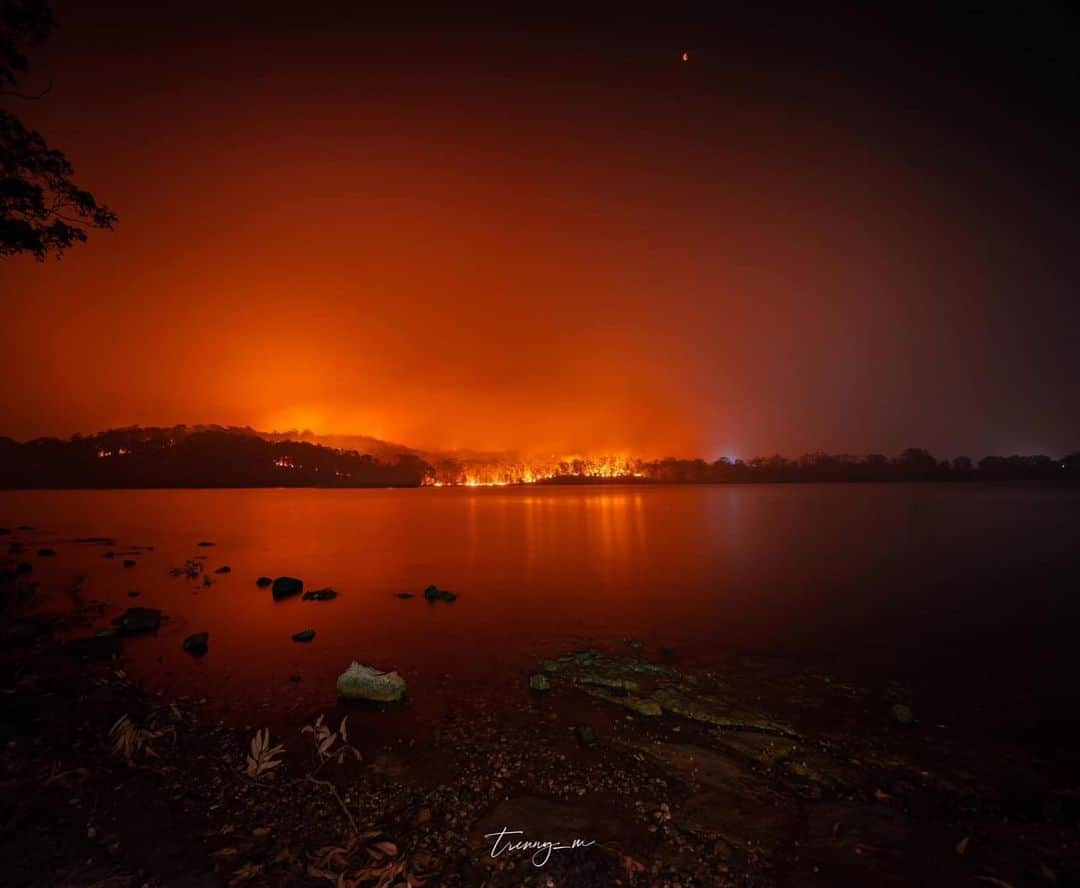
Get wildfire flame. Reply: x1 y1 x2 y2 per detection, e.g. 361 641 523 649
424 455 644 487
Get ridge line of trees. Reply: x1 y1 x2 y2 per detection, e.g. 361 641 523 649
0 431 1078 489
608 448 1079 484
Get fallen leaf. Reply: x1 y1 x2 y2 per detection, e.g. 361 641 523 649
229 862 264 886
211 847 239 858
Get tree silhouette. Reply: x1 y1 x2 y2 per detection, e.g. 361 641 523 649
1 0 115 259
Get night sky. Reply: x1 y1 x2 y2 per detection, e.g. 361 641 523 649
3 3 1078 458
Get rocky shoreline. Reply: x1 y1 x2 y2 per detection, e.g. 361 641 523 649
1 540 1079 885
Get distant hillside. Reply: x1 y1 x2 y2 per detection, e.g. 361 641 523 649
0 426 1077 488
0 426 430 489
258 428 419 462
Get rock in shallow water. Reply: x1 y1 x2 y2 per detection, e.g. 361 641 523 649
302 587 336 601
183 632 209 654
271 576 303 599
292 629 316 642
336 661 406 702
423 584 457 602
255 576 272 587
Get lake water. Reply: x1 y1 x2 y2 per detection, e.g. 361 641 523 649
4 484 1079 746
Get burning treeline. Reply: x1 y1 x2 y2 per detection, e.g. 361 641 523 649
422 449 1080 487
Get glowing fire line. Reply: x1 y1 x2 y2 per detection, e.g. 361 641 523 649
423 455 644 487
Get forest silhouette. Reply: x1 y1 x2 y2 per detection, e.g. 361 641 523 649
0 427 1076 488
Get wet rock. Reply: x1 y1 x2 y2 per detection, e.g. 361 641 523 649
623 637 645 650
302 587 337 601
652 686 800 739
540 649 670 678
112 607 162 635
891 703 916 725
336 661 406 702
395 592 414 599
423 584 457 602
37 547 56 557
214 565 231 574
583 686 662 716
575 674 639 693
576 724 597 747
711 731 803 768
528 674 551 692
122 559 136 568
292 629 316 642
271 576 303 599
183 632 209 654
255 576 272 587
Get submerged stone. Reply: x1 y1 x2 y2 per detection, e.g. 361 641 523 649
256 576 272 587
214 565 231 574
292 629 316 642
183 631 209 653
271 576 303 599
336 661 406 702
302 587 337 601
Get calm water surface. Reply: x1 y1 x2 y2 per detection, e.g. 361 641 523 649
4 484 1079 739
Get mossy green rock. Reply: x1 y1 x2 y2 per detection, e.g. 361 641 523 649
336 661 406 702
528 674 551 692
583 686 662 716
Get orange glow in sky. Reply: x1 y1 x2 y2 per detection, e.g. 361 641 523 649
2 5 1077 460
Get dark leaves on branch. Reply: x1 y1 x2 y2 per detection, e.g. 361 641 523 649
1 1 116 260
